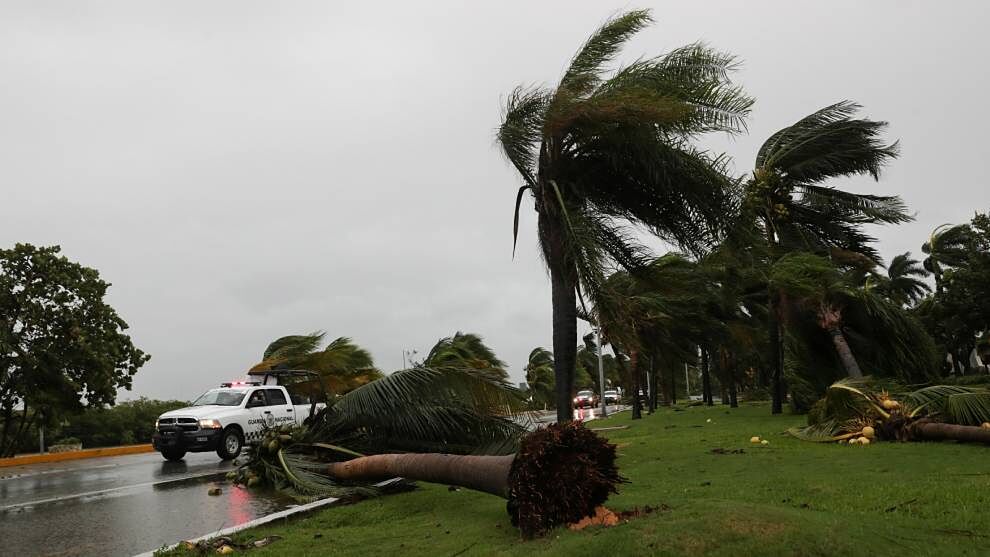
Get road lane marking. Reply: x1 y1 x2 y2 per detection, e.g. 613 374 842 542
0 470 227 511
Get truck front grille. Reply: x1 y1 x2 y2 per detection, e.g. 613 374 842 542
158 417 199 432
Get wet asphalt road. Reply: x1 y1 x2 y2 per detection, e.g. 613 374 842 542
0 451 295 557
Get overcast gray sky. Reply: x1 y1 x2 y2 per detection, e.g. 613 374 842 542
2 1 988 402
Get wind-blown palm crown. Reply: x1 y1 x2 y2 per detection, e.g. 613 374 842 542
874 252 930 306
422 332 509 382
250 332 382 395
498 9 753 421
750 101 909 261
524 348 555 408
922 223 972 294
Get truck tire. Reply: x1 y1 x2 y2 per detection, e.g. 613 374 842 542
161 448 186 462
217 427 243 460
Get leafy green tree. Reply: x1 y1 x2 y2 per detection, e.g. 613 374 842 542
497 9 752 422
250 333 381 395
422 332 508 382
0 244 149 456
918 211 990 372
58 398 187 448
745 102 908 413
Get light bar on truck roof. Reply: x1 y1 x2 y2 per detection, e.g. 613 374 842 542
220 381 261 388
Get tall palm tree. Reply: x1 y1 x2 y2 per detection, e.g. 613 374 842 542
922 223 972 295
422 332 508 382
249 332 382 395
497 10 753 422
875 252 930 306
746 102 909 413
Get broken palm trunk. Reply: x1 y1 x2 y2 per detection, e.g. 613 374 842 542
326 421 623 538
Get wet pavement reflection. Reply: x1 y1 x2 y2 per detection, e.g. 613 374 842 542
0 452 298 557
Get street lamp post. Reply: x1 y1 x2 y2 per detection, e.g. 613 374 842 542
595 326 607 418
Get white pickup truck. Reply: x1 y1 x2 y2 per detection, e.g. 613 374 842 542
152 375 326 462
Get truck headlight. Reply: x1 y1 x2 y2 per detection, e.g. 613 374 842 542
199 419 222 429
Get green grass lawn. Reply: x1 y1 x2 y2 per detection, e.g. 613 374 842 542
164 404 990 556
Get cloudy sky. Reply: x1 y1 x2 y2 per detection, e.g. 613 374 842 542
2 1 988 401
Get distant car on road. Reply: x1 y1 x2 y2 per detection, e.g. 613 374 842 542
152 370 327 462
603 390 620 404
572 390 598 408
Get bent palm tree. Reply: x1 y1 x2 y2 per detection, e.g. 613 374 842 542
876 252 930 306
524 348 556 409
922 223 972 295
249 332 382 395
770 253 863 378
498 9 752 422
746 101 908 412
422 332 508 382
771 252 938 383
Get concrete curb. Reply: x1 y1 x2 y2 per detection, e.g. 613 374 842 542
133 478 403 557
0 444 154 468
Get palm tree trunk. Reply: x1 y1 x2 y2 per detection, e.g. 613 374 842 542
910 421 990 443
622 350 642 420
725 348 738 408
328 453 515 497
547 232 578 424
647 356 658 414
768 294 783 414
827 327 863 379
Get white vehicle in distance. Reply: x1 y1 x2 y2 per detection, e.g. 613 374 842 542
152 370 327 462
603 390 620 405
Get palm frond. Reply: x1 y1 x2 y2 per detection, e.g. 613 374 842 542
311 366 527 456
497 86 552 186
558 9 653 98
904 385 990 425
756 101 899 184
261 332 325 362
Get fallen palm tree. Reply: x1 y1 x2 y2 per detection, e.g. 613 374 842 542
324 422 623 537
789 379 990 444
233 365 624 536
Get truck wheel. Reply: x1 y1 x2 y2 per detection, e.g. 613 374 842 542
161 448 186 462
217 427 243 460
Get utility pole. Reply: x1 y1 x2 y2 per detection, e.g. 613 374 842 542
595 326 607 418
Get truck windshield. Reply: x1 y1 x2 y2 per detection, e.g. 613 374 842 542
192 389 246 406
